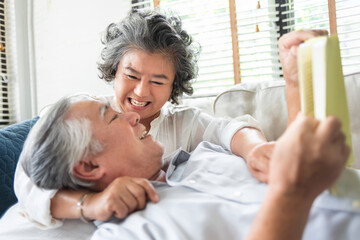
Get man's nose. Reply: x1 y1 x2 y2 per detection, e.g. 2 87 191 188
124 112 140 125
134 80 150 97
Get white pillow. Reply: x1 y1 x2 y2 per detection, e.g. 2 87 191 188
213 80 288 142
345 73 360 168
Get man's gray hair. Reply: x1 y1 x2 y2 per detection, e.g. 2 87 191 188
97 8 200 104
21 94 103 190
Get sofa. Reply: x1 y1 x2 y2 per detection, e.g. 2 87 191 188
0 117 39 217
0 72 359 230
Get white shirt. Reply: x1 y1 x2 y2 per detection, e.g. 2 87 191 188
92 142 360 240
14 100 261 228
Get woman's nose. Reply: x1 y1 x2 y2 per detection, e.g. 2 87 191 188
124 111 140 125
134 80 150 97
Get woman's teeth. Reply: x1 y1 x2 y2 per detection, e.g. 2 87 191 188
131 99 147 107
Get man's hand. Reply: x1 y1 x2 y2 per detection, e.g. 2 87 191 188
279 29 328 86
279 29 328 124
247 114 350 240
83 177 159 221
246 142 275 183
269 113 350 200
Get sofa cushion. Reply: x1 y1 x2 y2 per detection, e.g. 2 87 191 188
213 73 360 168
0 117 39 217
213 80 288 142
345 72 360 168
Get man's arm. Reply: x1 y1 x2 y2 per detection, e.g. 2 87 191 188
248 187 313 240
247 114 350 240
231 30 329 183
278 29 328 125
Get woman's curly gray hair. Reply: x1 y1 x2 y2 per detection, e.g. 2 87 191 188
97 8 200 104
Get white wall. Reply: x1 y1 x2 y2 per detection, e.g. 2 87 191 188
29 0 130 116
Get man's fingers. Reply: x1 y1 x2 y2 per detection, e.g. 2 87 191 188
312 29 329 36
280 29 329 49
317 116 342 142
290 113 318 133
343 145 351 163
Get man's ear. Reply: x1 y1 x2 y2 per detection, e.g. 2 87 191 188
73 158 105 181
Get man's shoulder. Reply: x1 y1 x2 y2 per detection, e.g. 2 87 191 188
188 141 231 160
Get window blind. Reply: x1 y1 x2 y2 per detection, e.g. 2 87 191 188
0 0 15 127
235 0 282 83
336 0 360 75
131 0 153 10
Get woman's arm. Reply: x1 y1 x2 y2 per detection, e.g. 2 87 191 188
50 189 88 219
178 108 271 182
51 177 159 221
16 158 158 223
14 163 61 228
230 127 273 183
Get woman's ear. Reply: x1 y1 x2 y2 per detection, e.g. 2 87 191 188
73 158 105 181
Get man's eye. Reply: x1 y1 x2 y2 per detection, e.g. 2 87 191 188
109 114 119 123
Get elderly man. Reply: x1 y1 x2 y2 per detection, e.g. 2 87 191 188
20 94 359 240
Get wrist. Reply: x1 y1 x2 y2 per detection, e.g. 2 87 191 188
267 183 316 208
77 192 95 223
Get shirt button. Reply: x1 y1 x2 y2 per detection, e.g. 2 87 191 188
188 179 196 184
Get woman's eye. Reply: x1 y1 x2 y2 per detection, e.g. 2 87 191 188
152 81 164 85
128 75 138 80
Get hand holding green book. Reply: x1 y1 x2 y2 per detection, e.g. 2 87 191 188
297 35 353 167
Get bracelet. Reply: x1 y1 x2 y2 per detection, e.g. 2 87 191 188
77 192 94 224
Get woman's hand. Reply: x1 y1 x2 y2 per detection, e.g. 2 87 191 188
246 142 275 183
83 176 159 221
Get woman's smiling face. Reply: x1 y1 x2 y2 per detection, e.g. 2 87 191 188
114 49 175 128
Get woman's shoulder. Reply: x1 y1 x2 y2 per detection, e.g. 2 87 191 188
162 102 201 116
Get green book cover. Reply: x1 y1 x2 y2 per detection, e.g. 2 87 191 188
298 35 353 166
